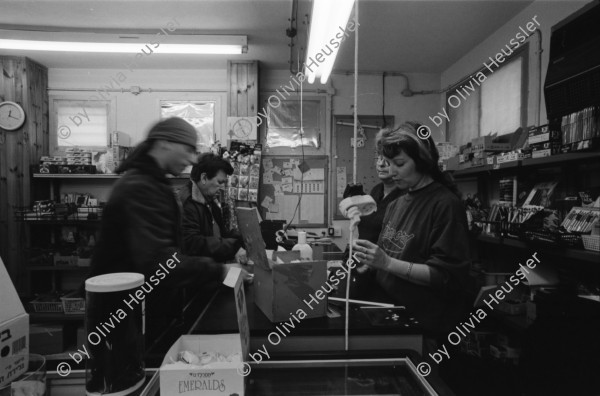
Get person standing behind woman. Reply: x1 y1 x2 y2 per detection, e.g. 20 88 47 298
352 122 470 336
354 128 406 244
180 153 248 265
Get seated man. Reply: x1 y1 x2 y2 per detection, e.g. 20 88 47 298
180 153 247 264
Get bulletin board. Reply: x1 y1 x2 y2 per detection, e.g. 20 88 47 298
259 156 328 226
333 115 394 219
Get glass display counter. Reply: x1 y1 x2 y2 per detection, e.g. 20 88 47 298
129 357 452 396
48 357 453 395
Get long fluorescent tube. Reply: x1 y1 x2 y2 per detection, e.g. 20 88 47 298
0 30 247 54
305 0 355 84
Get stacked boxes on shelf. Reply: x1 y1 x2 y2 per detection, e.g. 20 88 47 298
66 148 92 165
470 135 512 167
528 125 561 158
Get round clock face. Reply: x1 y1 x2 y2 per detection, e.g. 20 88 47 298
0 101 26 131
232 119 253 139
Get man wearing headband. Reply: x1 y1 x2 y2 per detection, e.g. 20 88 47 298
88 117 227 343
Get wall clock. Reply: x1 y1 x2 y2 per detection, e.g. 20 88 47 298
227 117 257 140
0 101 26 131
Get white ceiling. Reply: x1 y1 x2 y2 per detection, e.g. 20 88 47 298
0 0 536 73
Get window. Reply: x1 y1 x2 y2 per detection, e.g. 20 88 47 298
160 101 216 150
50 99 114 153
266 99 321 148
448 44 528 145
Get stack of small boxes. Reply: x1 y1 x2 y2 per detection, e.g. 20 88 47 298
470 136 512 167
66 148 93 165
528 125 561 158
39 155 68 167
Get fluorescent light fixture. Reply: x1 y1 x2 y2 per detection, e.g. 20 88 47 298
0 30 247 54
305 0 355 84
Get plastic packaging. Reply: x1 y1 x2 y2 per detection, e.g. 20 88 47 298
292 231 313 261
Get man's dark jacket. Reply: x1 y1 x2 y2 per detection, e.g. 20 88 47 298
180 182 243 262
88 153 222 339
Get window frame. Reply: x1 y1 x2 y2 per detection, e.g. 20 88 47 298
49 95 117 155
258 93 328 156
447 42 529 145
159 99 219 150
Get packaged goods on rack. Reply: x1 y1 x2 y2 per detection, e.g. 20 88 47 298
531 142 561 158
436 142 459 160
561 207 600 233
496 151 526 164
65 148 92 165
528 125 561 145
560 105 600 152
222 141 262 203
522 181 559 207
471 135 512 152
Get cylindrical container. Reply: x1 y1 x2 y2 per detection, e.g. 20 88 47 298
85 273 145 396
292 231 313 260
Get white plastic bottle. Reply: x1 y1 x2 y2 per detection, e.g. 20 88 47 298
292 231 313 261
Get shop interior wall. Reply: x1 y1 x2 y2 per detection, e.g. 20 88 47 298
439 1 592 210
439 0 592 138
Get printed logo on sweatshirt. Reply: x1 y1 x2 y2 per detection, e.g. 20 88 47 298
380 224 414 255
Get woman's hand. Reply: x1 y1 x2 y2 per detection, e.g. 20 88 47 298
352 239 390 270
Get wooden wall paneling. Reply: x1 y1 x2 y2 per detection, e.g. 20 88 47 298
247 61 258 116
228 61 238 117
236 62 248 116
0 60 8 267
227 60 259 118
0 56 48 290
0 57 23 283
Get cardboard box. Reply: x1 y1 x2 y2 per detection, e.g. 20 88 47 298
528 125 561 145
235 208 328 323
496 152 525 164
254 259 328 323
471 135 512 152
110 146 130 171
0 256 29 387
530 141 561 151
531 141 561 158
532 148 556 158
471 152 492 167
110 131 131 147
53 254 78 267
160 268 249 396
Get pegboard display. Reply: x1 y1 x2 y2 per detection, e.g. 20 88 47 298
333 116 394 220
259 155 328 226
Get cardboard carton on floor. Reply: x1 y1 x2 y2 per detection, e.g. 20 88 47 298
160 267 249 396
236 207 328 322
0 256 29 387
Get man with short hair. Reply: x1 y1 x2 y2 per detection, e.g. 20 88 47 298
180 153 248 264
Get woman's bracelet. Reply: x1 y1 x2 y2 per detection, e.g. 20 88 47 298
406 262 414 281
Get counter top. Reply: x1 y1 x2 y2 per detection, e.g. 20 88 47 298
191 273 423 358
